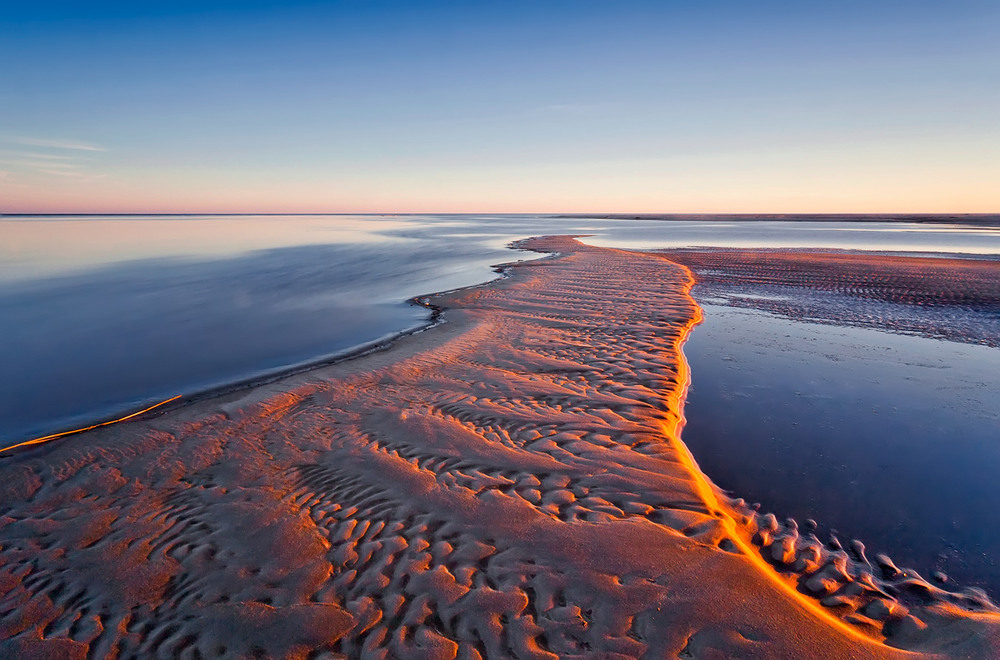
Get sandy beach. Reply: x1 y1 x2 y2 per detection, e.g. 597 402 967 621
2 237 999 659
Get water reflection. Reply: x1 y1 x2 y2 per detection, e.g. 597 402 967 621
681 303 1000 594
0 215 415 281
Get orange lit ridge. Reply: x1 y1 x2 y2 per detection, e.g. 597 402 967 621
0 395 182 456
669 263 888 648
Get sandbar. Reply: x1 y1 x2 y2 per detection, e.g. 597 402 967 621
1 237 998 658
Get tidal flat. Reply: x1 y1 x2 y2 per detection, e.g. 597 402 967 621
2 218 1000 657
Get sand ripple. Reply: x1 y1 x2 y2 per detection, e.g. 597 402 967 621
664 249 1000 346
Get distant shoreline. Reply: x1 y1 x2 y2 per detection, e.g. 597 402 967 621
2 212 999 225
560 213 1000 225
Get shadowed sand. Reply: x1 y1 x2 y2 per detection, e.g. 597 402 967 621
1 237 998 659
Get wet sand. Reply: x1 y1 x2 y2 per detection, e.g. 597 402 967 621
660 248 1000 599
1 237 999 658
663 249 1000 347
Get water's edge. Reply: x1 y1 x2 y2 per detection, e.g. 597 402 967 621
1 243 556 454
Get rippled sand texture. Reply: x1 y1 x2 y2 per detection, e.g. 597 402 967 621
1 237 998 659
663 249 1000 346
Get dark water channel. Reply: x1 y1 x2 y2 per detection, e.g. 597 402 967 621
680 299 1000 596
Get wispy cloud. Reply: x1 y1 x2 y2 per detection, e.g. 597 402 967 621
1 136 106 152
0 136 108 185
0 150 82 161
0 159 81 169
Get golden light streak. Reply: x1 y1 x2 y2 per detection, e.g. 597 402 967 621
0 394 182 456
668 260 917 650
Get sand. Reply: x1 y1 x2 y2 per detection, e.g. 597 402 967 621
1 237 998 659
662 249 1000 347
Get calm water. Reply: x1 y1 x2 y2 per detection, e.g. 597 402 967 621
681 304 1000 593
3 213 1000 596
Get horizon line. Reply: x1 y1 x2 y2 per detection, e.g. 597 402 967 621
3 212 999 218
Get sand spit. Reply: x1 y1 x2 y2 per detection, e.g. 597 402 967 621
1 237 998 659
663 249 1000 347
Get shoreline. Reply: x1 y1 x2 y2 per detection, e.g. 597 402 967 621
0 245 555 454
666 247 1000 597
0 314 436 454
1 237 998 657
560 214 1000 227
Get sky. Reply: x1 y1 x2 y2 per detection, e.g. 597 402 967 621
1 0 998 213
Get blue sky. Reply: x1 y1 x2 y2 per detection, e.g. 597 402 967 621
2 0 998 212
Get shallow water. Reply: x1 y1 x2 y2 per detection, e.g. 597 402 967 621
681 302 1000 594
579 218 1000 254
1 216 524 442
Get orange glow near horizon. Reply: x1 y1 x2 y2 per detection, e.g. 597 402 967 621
2 147 998 216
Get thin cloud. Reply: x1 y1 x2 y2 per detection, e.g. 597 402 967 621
2 136 106 152
0 150 81 161
0 138 108 183
0 159 82 170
